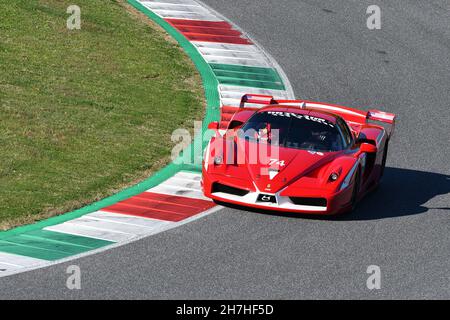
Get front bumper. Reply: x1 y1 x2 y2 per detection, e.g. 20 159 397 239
202 172 354 215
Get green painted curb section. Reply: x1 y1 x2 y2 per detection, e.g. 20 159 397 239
24 230 112 249
217 77 285 90
210 63 281 75
0 230 112 261
210 63 285 90
0 0 220 246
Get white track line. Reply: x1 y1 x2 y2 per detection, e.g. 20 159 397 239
144 6 222 21
203 56 269 67
65 217 164 236
218 85 291 107
141 3 199 10
149 185 207 200
0 252 46 273
175 171 202 181
193 42 261 53
199 49 266 61
218 85 290 99
141 0 200 5
87 211 172 228
146 171 208 200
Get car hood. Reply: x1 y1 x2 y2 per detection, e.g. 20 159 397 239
238 140 339 193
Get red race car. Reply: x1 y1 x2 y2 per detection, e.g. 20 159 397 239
201 94 396 215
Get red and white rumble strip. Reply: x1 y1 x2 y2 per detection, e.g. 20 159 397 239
45 172 214 243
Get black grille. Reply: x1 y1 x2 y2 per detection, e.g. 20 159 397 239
212 183 249 197
289 197 327 207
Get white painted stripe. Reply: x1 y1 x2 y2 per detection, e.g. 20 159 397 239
150 8 209 15
0 252 46 272
149 184 207 200
141 0 223 22
166 177 201 191
143 7 222 21
160 12 222 21
0 263 21 273
63 218 154 236
193 42 260 53
141 3 200 10
146 171 208 199
157 174 202 191
161 171 202 189
175 171 202 181
0 261 21 268
45 224 135 242
85 212 173 228
141 0 198 4
220 98 264 108
219 85 290 100
219 90 287 101
203 56 269 67
198 48 265 60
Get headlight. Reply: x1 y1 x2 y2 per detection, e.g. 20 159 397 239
329 172 339 182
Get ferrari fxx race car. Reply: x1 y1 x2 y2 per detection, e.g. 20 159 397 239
202 94 396 215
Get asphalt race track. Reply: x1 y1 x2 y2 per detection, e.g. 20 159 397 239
1 0 449 299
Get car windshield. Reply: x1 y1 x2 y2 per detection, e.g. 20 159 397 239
240 111 345 152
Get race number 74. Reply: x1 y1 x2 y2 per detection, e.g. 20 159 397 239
269 159 285 167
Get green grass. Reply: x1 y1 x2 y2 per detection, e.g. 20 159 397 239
0 0 205 230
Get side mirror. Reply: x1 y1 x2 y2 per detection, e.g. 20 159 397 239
359 142 377 154
207 121 219 131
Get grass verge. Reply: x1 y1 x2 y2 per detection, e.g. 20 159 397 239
0 0 205 230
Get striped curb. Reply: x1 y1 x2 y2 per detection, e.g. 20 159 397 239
0 0 294 277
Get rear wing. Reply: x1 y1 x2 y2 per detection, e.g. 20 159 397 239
219 94 396 137
218 94 272 130
239 94 396 135
367 110 396 124
366 110 396 138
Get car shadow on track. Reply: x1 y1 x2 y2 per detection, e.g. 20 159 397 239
215 167 450 221
343 167 450 220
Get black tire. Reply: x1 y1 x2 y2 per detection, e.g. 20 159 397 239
380 140 389 178
350 168 361 212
